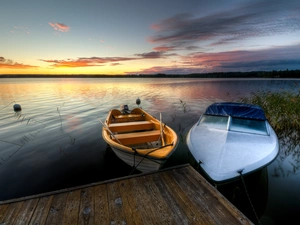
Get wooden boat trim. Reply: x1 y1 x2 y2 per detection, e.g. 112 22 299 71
112 130 161 145
108 121 153 133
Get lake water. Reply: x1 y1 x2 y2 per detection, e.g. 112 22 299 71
0 78 299 224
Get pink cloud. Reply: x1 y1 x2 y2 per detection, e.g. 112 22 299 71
48 22 70 32
153 46 175 52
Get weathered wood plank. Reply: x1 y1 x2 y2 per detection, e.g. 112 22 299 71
29 196 54 225
181 166 252 224
127 176 158 224
94 184 109 225
0 165 254 225
117 179 143 225
78 187 95 225
160 169 215 224
142 174 180 225
170 166 253 225
0 201 23 224
152 173 190 225
107 181 127 224
172 166 234 224
154 172 205 225
13 198 39 225
45 192 68 225
61 190 81 225
129 175 178 225
0 204 9 220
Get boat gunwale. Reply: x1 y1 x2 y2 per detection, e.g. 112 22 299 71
102 108 178 159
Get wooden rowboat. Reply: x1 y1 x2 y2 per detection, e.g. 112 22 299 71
101 105 178 173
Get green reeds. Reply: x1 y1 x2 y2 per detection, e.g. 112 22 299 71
239 88 300 176
239 89 300 142
171 99 192 142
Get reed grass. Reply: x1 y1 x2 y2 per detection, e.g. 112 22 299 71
239 89 300 142
239 88 300 175
171 99 192 142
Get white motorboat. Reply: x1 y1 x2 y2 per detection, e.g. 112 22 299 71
186 102 279 183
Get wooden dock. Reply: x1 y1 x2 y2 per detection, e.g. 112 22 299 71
0 164 253 225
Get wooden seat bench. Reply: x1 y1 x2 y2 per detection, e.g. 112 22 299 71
109 121 153 133
112 114 144 122
112 130 161 145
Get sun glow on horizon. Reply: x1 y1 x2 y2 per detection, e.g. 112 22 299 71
1 0 300 75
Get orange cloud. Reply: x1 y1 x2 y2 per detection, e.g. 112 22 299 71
48 22 70 32
0 57 38 69
41 57 138 68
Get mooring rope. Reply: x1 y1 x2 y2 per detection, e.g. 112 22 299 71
238 171 262 225
129 143 174 175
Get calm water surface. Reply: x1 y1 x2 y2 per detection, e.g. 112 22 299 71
0 78 299 224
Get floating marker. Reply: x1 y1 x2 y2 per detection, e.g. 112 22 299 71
13 104 22 112
136 97 141 107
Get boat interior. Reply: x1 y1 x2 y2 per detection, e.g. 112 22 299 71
107 109 163 148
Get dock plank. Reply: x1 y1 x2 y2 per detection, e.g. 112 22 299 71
45 192 68 225
0 204 9 220
0 164 254 225
151 173 190 225
129 176 158 224
172 166 249 224
141 175 177 224
158 171 211 224
107 181 127 224
94 184 109 225
61 190 81 225
187 167 251 224
13 198 39 225
0 201 24 224
78 187 95 225
29 196 53 225
117 179 143 225
172 166 232 224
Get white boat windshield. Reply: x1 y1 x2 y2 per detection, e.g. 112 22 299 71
230 117 268 135
199 115 268 135
199 115 228 130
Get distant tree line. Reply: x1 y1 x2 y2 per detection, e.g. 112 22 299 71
0 69 300 78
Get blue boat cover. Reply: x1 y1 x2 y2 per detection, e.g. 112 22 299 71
205 102 267 120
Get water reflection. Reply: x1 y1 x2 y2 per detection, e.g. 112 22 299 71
273 138 300 177
217 168 269 224
0 78 299 224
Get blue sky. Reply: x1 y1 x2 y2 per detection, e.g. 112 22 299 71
1 0 300 74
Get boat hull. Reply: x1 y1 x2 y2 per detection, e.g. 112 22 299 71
102 107 178 173
111 146 166 173
187 121 279 183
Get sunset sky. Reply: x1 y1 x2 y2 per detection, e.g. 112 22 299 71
1 0 300 75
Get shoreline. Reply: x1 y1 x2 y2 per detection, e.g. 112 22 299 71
0 70 300 79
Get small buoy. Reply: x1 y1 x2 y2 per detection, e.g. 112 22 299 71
136 97 141 107
13 104 22 112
